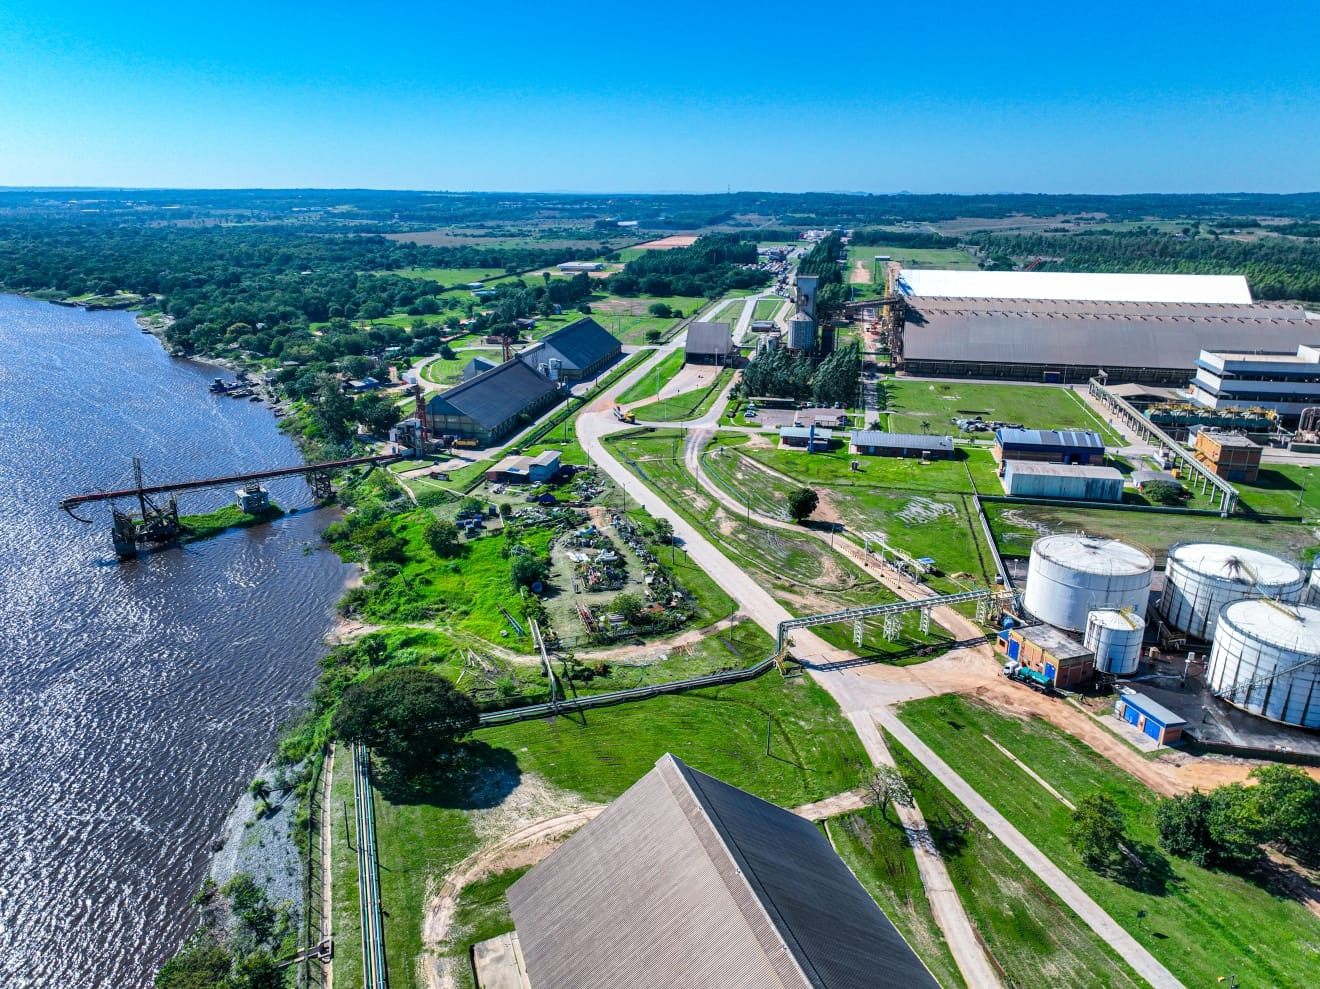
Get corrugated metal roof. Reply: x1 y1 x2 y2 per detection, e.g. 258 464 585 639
779 426 835 440
1005 461 1122 479
899 269 1253 304
685 321 734 354
850 430 954 452
996 428 1104 449
903 299 1310 370
1120 690 1188 727
523 316 619 371
426 359 558 428
508 754 939 989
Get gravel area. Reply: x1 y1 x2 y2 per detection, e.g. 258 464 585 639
209 764 305 915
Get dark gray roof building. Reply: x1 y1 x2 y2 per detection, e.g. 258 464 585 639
685 320 735 363
507 754 940 989
424 358 559 444
519 316 621 381
850 431 954 458
901 298 1314 385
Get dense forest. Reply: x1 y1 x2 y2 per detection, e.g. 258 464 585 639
978 229 1320 301
740 342 861 406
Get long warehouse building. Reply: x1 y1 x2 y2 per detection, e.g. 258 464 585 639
895 268 1318 385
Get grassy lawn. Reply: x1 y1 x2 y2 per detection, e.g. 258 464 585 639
826 807 966 989
897 695 1320 989
332 674 870 989
753 298 784 321
1235 463 1320 517
718 299 746 324
392 266 507 285
630 368 731 421
846 244 980 274
616 348 685 404
984 501 1319 565
880 732 1145 988
883 379 1120 442
418 355 469 386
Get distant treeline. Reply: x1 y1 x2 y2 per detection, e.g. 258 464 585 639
848 229 959 249
607 234 769 298
0 221 597 358
977 230 1320 302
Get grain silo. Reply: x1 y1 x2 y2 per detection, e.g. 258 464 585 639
787 313 816 351
1022 534 1154 633
1084 609 1146 676
1207 600 1320 728
1162 543 1304 640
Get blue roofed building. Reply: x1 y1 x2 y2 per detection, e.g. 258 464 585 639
993 427 1105 465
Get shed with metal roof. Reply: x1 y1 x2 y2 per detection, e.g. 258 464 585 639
684 320 735 364
506 754 941 989
994 428 1105 465
424 359 560 445
1002 461 1124 501
849 430 954 459
519 316 621 382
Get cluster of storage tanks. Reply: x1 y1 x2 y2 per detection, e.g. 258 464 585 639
1022 534 1320 729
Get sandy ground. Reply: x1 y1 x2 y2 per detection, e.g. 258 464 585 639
421 775 603 989
634 235 699 250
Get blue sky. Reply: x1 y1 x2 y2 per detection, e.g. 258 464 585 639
0 0 1316 193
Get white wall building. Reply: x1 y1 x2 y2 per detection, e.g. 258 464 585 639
1189 344 1320 420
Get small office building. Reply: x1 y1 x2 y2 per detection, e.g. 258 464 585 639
996 623 1095 688
779 425 834 451
1114 691 1186 745
485 450 562 485
849 430 954 459
994 428 1105 465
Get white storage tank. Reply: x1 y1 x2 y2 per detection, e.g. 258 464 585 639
1084 609 1146 676
1305 568 1320 607
1162 543 1304 641
1208 600 1320 728
1023 534 1154 633
787 313 816 351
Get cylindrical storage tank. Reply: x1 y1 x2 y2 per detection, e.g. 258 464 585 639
1163 543 1304 641
1023 534 1154 633
787 313 816 351
1305 568 1320 607
1084 609 1147 676
1207 600 1320 728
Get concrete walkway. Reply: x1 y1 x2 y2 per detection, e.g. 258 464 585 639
875 708 1186 989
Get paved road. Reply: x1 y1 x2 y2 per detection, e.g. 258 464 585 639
576 363 1187 989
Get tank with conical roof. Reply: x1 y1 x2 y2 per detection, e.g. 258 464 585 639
1162 543 1303 640
1207 600 1320 728
1022 534 1153 633
787 312 816 351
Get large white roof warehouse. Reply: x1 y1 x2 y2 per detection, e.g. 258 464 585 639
898 269 1253 305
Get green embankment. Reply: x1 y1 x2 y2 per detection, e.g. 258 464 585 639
179 503 284 541
898 694 1320 989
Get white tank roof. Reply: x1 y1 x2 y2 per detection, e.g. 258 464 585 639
1088 609 1146 630
1033 534 1153 576
1168 543 1302 587
1220 601 1320 654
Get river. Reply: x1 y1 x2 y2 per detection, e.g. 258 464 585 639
0 294 355 987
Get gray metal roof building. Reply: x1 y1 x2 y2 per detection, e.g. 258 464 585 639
901 298 1315 385
519 316 621 381
424 358 559 444
507 754 940 989
685 320 735 363
850 430 954 458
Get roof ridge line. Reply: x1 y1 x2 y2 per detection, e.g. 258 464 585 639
656 755 817 988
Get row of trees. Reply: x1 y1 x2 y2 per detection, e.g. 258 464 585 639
607 234 769 299
974 228 1320 301
741 342 861 407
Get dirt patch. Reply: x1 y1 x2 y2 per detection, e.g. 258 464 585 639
634 236 699 250
421 775 603 989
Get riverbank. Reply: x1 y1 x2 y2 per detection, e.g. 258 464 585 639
208 764 305 917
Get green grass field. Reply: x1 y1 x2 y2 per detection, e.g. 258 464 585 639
878 732 1145 988
897 695 1320 989
616 349 685 404
630 368 731 421
331 674 870 989
984 501 1318 565
882 379 1123 443
752 298 783 321
1235 463 1320 517
392 266 507 285
846 244 980 276
718 299 746 325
